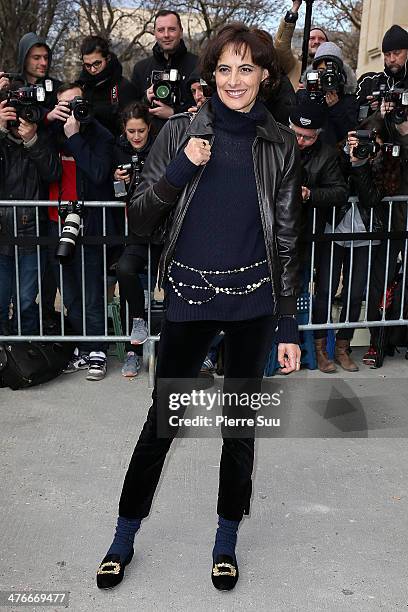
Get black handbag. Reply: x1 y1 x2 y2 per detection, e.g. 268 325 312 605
0 341 74 390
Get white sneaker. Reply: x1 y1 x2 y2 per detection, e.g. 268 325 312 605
86 351 107 381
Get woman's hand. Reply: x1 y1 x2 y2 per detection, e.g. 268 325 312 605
278 343 301 374
114 168 131 183
184 137 211 166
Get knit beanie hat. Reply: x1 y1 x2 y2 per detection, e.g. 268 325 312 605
382 25 408 53
310 27 329 42
312 42 344 69
289 102 327 130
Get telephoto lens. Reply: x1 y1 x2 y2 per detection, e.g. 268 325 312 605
56 202 83 262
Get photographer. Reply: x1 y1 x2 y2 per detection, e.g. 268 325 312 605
112 102 160 377
357 25 408 117
77 36 138 136
2 32 62 109
47 82 114 381
0 98 60 334
313 116 394 373
131 10 197 130
298 42 359 145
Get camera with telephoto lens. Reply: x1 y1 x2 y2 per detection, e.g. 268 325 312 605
151 69 181 107
1 85 45 127
114 155 143 197
55 200 84 262
67 96 91 122
354 129 380 159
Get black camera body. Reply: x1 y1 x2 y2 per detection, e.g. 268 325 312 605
2 85 45 127
151 69 181 107
113 155 144 198
384 88 408 124
67 96 91 123
56 200 84 263
354 129 380 159
319 61 343 92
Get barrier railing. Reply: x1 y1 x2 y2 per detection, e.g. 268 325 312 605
0 197 407 384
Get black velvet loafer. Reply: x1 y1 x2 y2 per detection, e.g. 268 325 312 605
211 554 239 591
96 549 134 589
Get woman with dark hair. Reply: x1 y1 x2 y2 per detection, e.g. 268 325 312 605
97 23 301 591
77 35 137 136
112 102 160 377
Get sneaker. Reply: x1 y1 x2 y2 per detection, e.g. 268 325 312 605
362 346 377 366
86 352 107 381
130 318 148 345
121 352 141 378
199 356 215 380
63 348 89 374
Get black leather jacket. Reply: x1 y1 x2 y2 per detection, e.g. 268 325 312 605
128 99 301 316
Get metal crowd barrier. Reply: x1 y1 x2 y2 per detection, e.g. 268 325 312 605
0 197 407 386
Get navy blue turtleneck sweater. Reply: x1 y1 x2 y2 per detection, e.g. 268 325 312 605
165 94 275 322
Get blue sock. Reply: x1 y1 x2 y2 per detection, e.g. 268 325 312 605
106 516 141 563
212 516 240 562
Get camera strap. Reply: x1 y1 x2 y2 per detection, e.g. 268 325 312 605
110 83 119 106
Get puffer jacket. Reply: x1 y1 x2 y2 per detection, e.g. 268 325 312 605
0 128 60 256
127 99 302 316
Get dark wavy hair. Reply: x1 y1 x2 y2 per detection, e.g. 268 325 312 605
198 23 280 100
80 36 110 58
120 102 152 131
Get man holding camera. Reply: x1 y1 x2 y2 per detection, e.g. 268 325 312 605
131 10 197 130
357 25 408 116
0 33 61 108
46 83 114 381
0 98 60 335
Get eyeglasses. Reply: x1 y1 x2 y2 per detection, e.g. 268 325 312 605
83 59 103 71
294 131 317 142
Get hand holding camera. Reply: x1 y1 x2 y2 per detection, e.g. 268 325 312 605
0 99 17 128
184 138 211 166
146 84 173 118
325 90 339 107
0 72 11 91
114 166 131 184
17 118 37 142
64 112 80 138
46 100 71 123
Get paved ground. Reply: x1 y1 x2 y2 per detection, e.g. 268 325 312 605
1 347 408 612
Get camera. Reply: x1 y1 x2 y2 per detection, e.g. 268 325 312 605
381 143 401 157
113 155 143 198
55 200 84 262
353 129 380 159
1 72 19 80
151 69 180 107
1 85 45 127
306 71 325 103
319 61 343 92
67 96 91 123
384 88 408 124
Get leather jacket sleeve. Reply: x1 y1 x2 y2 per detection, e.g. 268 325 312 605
310 151 348 207
274 137 302 312
127 117 188 237
25 130 61 183
349 161 383 209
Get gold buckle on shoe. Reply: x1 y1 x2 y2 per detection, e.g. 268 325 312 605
97 561 121 575
212 562 237 577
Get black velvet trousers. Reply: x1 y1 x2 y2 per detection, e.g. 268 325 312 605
119 314 276 521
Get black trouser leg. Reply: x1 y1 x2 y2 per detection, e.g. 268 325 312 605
118 315 275 521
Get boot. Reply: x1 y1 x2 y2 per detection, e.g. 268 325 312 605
335 339 359 372
314 338 337 373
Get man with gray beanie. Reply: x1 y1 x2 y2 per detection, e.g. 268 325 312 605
357 24 408 116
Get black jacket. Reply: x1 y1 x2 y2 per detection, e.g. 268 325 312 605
77 54 138 136
127 99 302 316
131 41 197 131
0 128 61 255
264 72 296 126
13 32 62 111
356 63 408 113
299 139 348 255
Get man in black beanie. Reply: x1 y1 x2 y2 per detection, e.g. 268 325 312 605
357 24 408 116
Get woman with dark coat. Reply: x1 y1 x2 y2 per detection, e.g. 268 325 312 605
77 36 137 136
97 23 301 592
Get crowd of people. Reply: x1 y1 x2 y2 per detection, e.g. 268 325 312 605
0 3 407 383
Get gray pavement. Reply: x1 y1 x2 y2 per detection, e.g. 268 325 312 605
1 347 408 612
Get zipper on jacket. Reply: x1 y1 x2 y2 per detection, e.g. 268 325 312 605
159 134 215 287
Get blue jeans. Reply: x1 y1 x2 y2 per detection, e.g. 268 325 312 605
0 252 44 335
48 221 107 353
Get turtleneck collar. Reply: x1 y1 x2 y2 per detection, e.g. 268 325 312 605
78 53 122 86
211 93 266 134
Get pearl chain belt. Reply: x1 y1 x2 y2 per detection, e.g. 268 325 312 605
167 258 270 305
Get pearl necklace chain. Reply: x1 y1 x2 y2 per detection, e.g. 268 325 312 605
167 258 270 305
